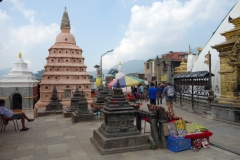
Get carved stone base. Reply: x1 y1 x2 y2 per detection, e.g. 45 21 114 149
71 112 95 123
63 107 78 118
90 129 149 155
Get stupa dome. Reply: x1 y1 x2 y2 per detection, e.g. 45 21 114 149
55 32 76 44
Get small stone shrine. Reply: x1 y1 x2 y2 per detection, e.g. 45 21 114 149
105 89 113 101
90 81 149 154
38 85 63 117
46 85 63 111
72 90 95 122
63 86 81 118
94 86 110 104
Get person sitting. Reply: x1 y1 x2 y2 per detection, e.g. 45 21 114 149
0 99 34 131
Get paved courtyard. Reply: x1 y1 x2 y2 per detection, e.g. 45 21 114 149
0 101 240 160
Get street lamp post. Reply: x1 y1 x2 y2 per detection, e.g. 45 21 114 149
100 50 114 85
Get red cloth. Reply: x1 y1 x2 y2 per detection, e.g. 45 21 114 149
184 131 213 139
142 116 150 123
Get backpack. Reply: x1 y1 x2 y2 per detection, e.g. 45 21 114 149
167 86 174 97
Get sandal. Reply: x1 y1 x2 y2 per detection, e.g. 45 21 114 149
20 128 29 131
28 119 34 122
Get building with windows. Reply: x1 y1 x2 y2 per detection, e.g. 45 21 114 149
35 8 91 108
0 53 39 110
144 51 189 82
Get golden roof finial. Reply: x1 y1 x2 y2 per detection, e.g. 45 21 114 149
119 62 122 65
18 53 22 58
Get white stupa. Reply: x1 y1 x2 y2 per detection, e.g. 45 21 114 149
0 53 39 110
115 62 125 79
191 0 240 97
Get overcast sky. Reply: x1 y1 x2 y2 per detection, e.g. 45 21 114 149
0 0 238 72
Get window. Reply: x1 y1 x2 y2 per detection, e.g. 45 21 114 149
73 60 76 62
66 68 69 71
77 77 79 79
66 86 70 88
48 77 50 79
45 86 48 89
50 68 52 71
66 77 69 79
66 51 68 53
86 86 88 88
55 77 58 79
146 63 149 69
59 51 61 53
51 59 54 62
58 59 60 62
57 68 59 71
84 77 86 79
77 52 79 54
79 60 81 63
53 51 56 53
81 69 84 71
65 38 67 41
79 86 81 88
66 60 68 62
76 68 78 71
72 51 74 54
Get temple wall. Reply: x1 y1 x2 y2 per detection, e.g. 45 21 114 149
0 87 34 110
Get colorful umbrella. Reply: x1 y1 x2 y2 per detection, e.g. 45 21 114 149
108 76 144 88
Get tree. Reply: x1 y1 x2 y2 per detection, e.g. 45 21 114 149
108 69 118 76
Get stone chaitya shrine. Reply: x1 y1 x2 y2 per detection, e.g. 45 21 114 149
92 86 110 106
72 90 95 123
63 86 81 118
35 7 92 110
37 85 63 117
90 81 149 154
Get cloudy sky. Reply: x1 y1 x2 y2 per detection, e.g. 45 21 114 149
0 0 238 72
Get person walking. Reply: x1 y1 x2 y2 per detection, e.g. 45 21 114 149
148 82 157 105
162 82 176 112
157 84 164 105
138 84 144 100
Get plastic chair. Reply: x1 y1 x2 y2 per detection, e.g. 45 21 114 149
0 115 19 132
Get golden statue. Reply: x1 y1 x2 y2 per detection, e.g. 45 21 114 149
18 52 22 58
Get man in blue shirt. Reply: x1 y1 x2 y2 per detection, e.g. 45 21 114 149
148 82 157 105
157 84 164 105
0 99 34 131
162 82 176 112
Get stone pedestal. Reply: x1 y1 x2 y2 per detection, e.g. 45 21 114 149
63 86 81 118
71 90 95 123
90 81 149 155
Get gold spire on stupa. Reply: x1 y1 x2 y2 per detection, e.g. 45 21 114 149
18 53 22 58
119 62 122 65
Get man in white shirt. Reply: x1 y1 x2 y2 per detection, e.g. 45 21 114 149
0 99 34 131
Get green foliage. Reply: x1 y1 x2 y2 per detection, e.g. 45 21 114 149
32 69 44 79
108 69 118 76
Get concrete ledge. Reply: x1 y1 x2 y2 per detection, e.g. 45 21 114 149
37 110 63 117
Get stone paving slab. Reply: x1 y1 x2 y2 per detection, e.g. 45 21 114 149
0 104 239 160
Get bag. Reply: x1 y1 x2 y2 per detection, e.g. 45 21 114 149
167 86 174 97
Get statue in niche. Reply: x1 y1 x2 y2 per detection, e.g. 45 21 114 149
229 35 240 62
64 90 71 98
120 116 127 127
226 77 229 91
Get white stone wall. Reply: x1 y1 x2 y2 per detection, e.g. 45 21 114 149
0 87 34 110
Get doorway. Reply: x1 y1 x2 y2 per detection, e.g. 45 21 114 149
12 93 22 110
